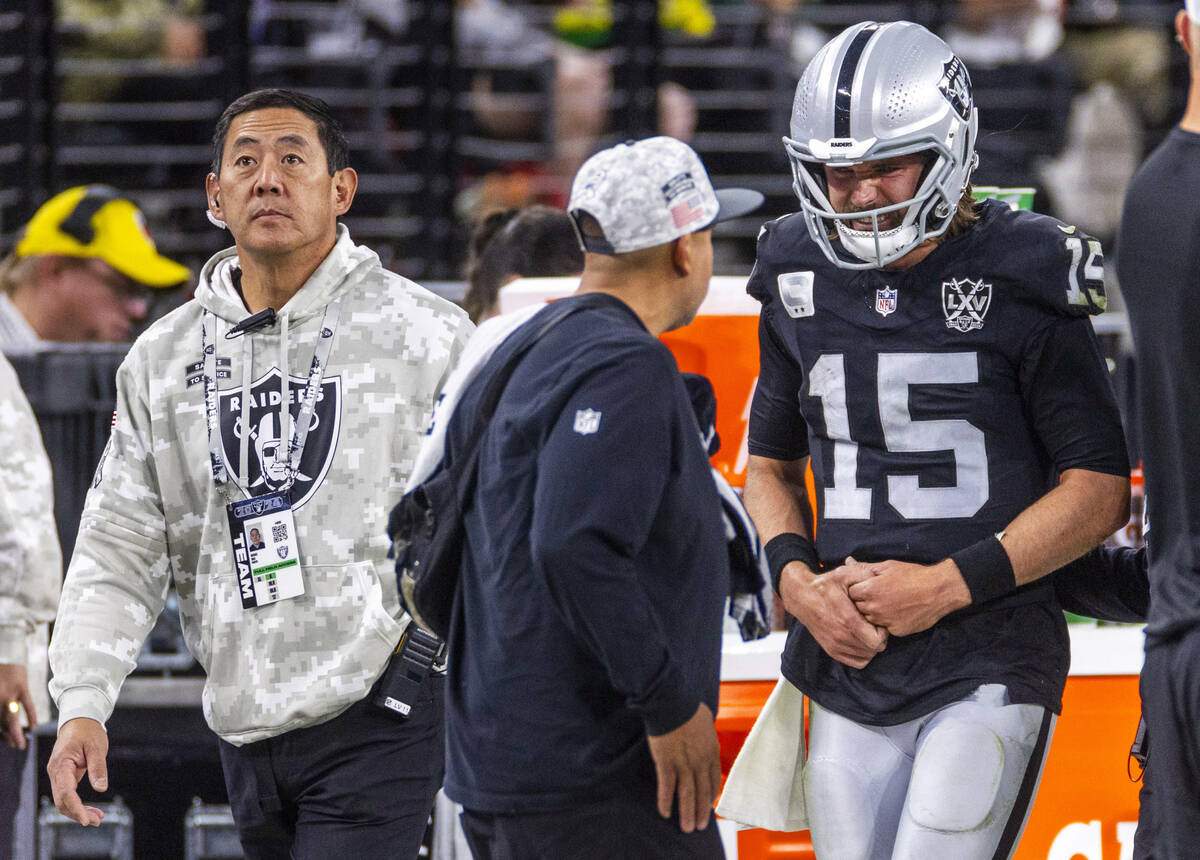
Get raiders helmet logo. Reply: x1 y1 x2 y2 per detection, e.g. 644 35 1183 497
938 56 972 122
218 368 342 508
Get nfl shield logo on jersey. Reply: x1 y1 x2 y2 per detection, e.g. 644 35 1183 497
942 278 993 332
875 287 898 317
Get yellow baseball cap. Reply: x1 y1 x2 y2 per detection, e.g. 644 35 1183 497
15 185 190 288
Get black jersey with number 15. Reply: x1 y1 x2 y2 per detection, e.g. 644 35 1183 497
748 198 1129 725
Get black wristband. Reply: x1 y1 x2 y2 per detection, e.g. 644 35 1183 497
950 534 1016 605
765 533 820 595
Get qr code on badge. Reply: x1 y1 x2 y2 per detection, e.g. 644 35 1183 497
272 522 288 543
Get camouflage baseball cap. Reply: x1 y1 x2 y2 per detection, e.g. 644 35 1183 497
568 136 763 255
16 185 189 288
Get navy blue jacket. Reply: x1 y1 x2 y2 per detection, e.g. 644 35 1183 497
443 293 729 813
1117 127 1200 637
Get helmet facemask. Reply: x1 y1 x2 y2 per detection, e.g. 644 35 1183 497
785 21 980 270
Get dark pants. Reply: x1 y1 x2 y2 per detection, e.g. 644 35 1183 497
1135 628 1200 860
459 790 725 860
1133 758 1155 860
0 743 26 860
218 676 444 860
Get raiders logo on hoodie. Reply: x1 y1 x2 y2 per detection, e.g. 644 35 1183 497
217 367 342 508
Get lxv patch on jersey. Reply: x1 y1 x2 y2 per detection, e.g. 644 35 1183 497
218 368 342 508
942 277 992 332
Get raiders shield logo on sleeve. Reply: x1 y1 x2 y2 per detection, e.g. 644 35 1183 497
218 368 342 507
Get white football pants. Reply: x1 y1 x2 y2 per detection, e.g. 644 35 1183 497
803 683 1054 860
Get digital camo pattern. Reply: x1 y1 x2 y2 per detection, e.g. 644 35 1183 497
0 354 61 723
49 227 472 744
568 136 720 254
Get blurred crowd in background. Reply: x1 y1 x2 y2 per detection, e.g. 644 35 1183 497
0 0 1187 327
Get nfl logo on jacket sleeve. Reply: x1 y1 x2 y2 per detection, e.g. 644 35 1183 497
573 409 602 435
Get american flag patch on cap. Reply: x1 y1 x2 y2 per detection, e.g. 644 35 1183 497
671 195 706 229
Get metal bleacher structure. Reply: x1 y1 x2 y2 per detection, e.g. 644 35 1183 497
0 2 1023 283
0 1 1187 281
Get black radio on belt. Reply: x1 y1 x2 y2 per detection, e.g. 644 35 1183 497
371 626 444 719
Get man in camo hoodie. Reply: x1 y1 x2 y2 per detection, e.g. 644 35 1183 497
46 89 471 859
0 354 61 860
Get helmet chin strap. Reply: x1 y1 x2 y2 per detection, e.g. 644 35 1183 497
835 220 918 265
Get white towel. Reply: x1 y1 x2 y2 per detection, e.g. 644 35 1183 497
716 677 809 832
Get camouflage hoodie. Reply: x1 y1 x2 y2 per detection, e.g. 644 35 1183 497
0 354 61 725
50 226 471 744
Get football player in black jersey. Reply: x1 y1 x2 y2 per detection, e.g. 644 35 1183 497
739 21 1131 860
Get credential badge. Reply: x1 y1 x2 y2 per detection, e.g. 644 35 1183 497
777 271 815 318
875 286 897 317
942 277 993 332
574 409 602 435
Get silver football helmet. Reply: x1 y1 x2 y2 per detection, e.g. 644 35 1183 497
784 21 979 269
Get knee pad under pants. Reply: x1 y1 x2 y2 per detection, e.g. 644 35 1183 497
803 685 1053 860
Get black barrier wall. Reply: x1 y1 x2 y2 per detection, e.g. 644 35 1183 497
9 344 128 562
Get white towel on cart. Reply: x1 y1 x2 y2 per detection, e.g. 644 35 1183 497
716 676 809 832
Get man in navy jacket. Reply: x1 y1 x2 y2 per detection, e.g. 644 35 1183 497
441 137 761 859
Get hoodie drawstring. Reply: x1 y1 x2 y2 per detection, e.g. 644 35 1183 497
239 334 253 493
279 310 291 493
286 297 343 488
200 297 343 501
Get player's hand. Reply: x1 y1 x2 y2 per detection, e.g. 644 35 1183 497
47 717 109 826
847 558 971 637
0 663 37 750
781 558 887 668
646 703 722 834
